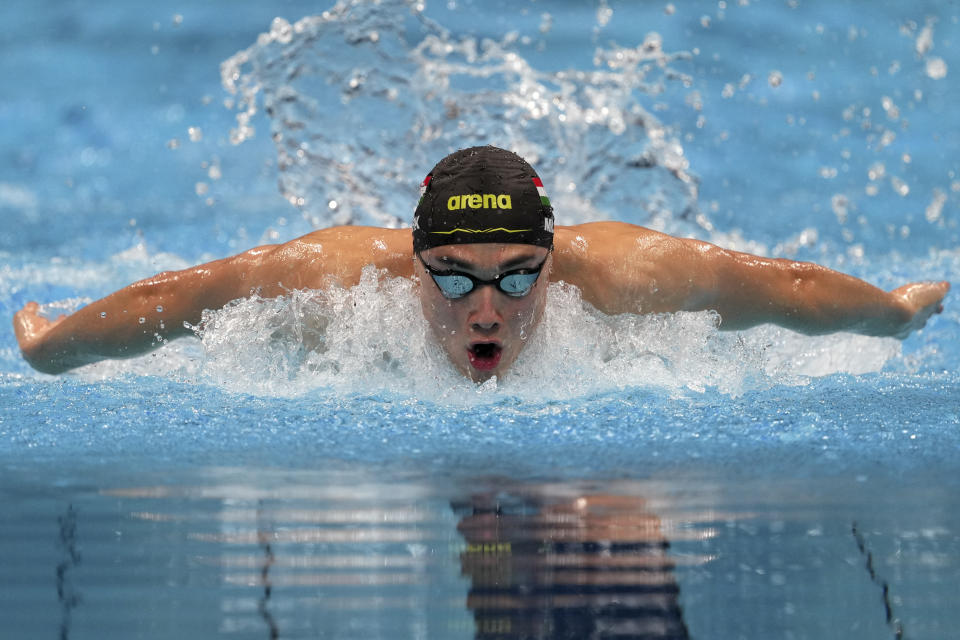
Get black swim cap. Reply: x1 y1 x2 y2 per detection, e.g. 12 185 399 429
412 146 555 252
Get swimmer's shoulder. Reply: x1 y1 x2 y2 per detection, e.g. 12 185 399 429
283 226 414 286
295 225 413 254
551 222 690 313
554 221 662 249
552 222 664 275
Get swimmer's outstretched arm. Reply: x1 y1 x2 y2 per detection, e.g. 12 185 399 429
699 258 949 338
554 222 949 338
13 226 413 374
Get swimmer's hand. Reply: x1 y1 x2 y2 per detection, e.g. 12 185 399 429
889 281 950 339
13 302 71 374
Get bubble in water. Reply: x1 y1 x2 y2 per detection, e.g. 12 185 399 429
925 57 947 79
270 17 293 44
768 70 783 88
596 1 613 27
100 311 107 319
925 188 947 223
890 176 910 196
138 317 146 324
915 19 934 56
156 306 164 313
188 127 203 142
831 194 850 224
881 96 899 120
539 13 553 34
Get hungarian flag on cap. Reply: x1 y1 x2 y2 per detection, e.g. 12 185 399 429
532 177 550 207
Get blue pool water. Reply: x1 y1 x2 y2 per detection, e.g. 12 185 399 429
2 1 960 638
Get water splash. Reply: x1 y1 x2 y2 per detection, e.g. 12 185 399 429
220 0 702 234
178 267 901 401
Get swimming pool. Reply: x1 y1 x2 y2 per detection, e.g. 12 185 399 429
2 1 959 637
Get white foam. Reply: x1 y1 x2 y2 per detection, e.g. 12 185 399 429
24 239 931 396
159 268 902 401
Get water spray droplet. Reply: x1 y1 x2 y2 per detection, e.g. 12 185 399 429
925 188 947 223
925 57 947 80
890 176 910 196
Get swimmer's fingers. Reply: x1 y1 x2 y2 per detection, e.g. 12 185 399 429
891 281 950 338
14 302 39 347
13 302 63 351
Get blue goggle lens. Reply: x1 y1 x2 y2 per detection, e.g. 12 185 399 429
431 272 540 298
419 253 546 299
432 274 476 298
499 272 540 296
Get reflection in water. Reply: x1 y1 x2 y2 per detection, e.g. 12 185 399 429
12 471 950 638
453 490 691 640
101 474 717 638
56 504 81 640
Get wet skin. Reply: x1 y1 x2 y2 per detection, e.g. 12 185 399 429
415 243 551 382
12 223 949 376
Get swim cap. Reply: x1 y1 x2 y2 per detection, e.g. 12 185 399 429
412 146 554 252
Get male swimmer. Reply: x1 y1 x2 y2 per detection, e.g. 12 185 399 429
14 146 949 380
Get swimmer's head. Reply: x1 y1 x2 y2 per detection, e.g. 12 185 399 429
413 146 554 252
413 146 554 382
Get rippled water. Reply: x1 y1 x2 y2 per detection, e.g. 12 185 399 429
5 465 959 638
2 0 959 638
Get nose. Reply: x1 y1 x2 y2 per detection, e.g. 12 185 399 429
469 284 502 334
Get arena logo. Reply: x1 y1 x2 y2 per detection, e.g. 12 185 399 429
446 194 512 210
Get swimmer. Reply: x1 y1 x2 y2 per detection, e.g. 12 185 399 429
14 146 949 379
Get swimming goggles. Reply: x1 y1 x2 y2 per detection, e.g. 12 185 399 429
417 252 548 299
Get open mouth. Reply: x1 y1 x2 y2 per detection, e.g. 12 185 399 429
467 342 503 371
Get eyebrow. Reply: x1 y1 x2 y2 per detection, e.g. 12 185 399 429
432 253 544 272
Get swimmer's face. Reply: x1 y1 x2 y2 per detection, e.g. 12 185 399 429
415 243 551 382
